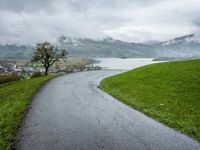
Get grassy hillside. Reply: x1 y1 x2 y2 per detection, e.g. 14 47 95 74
0 75 58 149
101 59 200 141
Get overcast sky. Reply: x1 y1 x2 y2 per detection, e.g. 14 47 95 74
0 0 200 45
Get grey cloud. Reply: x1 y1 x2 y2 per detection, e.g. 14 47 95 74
0 0 161 12
0 0 200 44
193 20 200 27
0 0 53 12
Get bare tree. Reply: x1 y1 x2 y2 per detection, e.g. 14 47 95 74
31 41 67 76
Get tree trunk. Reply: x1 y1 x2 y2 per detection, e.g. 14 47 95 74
44 67 49 76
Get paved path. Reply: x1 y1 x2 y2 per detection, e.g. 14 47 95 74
15 70 200 150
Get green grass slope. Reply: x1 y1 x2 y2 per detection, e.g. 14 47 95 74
101 59 200 141
0 75 57 149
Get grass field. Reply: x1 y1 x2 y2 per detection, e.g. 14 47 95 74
100 59 200 141
0 75 57 149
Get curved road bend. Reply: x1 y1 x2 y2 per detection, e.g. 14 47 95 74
15 70 200 150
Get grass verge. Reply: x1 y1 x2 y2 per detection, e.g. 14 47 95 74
0 75 58 149
100 59 200 141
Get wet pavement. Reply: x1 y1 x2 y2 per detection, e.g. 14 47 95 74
15 70 200 150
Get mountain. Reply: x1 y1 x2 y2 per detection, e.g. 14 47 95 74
57 36 156 58
57 34 200 58
0 44 33 59
0 34 200 59
153 33 200 58
162 34 200 45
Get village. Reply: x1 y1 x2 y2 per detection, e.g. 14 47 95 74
0 58 101 78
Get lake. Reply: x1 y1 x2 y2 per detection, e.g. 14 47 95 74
94 58 160 70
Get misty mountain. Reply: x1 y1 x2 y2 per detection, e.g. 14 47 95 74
57 34 200 58
0 44 33 59
0 34 200 59
153 33 200 58
57 36 156 58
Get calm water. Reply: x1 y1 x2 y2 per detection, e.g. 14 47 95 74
95 58 160 70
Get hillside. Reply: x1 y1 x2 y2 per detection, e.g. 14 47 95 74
154 33 200 58
0 44 33 59
57 36 156 58
0 34 200 59
100 59 200 141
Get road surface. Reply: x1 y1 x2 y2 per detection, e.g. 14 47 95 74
14 70 200 150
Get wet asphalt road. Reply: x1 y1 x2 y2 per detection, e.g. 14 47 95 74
15 70 200 150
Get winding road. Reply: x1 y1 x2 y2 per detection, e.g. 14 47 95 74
15 70 200 150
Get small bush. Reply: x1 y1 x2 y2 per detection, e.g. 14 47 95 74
0 73 21 84
30 72 42 78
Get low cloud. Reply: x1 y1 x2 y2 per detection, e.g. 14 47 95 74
0 0 200 45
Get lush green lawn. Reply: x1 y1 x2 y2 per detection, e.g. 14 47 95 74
0 75 57 149
101 59 200 141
